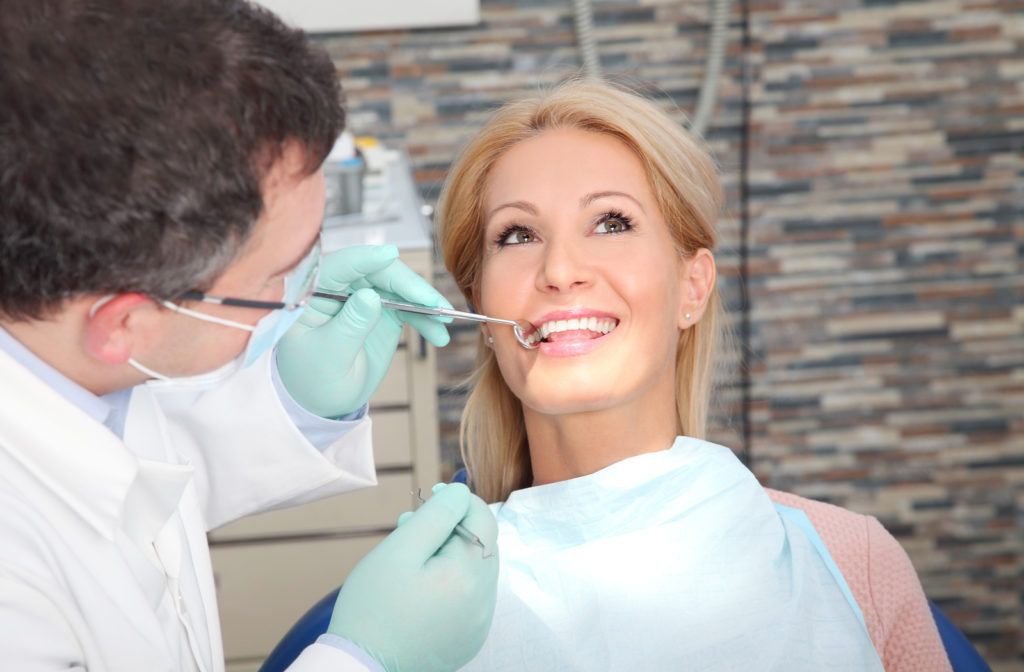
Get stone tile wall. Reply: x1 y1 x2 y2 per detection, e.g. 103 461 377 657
316 0 1023 667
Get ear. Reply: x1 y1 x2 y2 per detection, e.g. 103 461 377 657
83 293 155 365
678 248 716 329
480 323 494 348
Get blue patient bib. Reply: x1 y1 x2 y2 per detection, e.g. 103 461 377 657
460 437 884 671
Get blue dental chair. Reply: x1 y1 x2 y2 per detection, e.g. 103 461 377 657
260 586 340 672
927 602 993 672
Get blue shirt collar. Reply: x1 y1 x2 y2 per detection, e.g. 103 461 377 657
0 325 117 430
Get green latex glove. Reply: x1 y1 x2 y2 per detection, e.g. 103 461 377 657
277 245 452 418
328 483 500 672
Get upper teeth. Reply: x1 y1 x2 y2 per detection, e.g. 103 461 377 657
527 317 618 345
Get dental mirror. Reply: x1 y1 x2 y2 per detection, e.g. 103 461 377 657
311 291 538 350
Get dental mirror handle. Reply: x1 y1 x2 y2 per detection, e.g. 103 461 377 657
311 291 518 328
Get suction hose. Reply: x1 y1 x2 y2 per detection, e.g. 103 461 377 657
571 0 731 137
689 0 731 137
572 0 602 80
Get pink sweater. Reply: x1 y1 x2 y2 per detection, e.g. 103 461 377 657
766 488 952 672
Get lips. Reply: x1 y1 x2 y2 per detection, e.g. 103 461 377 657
524 311 620 347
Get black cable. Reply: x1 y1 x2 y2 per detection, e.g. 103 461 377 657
738 0 753 467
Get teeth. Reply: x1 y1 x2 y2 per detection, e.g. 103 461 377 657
526 317 618 345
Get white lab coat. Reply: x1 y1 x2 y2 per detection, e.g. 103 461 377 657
0 348 381 671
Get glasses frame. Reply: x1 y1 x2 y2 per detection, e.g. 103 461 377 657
177 235 322 312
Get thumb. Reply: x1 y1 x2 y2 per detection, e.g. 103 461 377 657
385 482 473 566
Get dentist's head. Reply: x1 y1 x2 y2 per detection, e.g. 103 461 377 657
0 0 344 392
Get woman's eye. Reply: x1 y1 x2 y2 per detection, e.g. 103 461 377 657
594 214 633 234
499 228 536 246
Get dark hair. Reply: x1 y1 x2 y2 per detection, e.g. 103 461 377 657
0 0 345 319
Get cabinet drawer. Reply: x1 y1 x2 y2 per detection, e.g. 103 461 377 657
226 662 261 672
209 471 412 541
370 348 409 406
213 534 387 662
371 409 413 467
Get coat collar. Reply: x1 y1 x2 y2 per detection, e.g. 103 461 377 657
0 347 191 547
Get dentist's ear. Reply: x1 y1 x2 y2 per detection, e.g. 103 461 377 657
83 293 153 365
678 248 716 329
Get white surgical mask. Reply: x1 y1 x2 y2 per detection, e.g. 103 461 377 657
125 299 305 381
91 235 322 384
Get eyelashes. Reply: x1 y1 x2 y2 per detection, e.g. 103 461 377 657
594 210 634 234
492 210 635 248
493 224 535 247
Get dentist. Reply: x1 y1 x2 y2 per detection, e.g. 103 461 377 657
0 1 497 671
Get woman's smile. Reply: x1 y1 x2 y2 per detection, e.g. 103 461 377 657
524 308 620 351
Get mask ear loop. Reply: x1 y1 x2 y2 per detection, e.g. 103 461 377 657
89 295 257 381
125 357 171 381
88 294 174 380
160 300 256 331
87 294 117 318
91 294 257 332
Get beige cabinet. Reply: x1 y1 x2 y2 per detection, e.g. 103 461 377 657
209 246 441 670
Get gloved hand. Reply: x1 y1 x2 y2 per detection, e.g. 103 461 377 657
277 245 452 418
328 483 499 672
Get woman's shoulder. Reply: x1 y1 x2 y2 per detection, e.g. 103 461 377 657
765 488 875 548
764 488 951 672
765 488 877 601
764 486 905 599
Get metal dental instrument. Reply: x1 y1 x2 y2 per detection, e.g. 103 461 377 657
414 489 495 559
312 290 536 350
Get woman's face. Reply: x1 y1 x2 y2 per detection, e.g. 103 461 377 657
478 127 697 418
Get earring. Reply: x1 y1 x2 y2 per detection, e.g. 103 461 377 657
488 336 494 343
685 313 692 320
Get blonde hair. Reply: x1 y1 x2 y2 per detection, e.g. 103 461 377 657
437 79 724 503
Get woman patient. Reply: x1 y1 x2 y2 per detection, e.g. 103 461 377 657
436 79 950 671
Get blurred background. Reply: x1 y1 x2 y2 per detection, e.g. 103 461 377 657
301 0 1021 668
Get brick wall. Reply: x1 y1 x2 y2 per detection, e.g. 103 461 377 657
315 1 1023 667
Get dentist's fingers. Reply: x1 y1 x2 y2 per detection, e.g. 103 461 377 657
383 482 474 568
318 245 401 290
391 312 451 348
366 259 454 310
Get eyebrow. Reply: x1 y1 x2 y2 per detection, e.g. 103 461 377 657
487 191 646 220
486 200 538 219
580 190 646 213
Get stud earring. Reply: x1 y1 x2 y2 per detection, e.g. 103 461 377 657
685 313 692 320
488 336 494 344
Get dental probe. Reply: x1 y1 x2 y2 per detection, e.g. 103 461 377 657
414 489 495 559
312 290 536 349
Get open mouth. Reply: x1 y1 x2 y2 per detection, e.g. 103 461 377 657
525 317 619 347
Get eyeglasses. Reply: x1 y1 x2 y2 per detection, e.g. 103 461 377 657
178 235 322 311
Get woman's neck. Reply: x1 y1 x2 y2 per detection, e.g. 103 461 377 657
524 392 679 486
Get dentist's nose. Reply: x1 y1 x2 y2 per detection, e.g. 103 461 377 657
537 236 593 294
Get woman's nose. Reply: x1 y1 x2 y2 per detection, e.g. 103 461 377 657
536 237 593 293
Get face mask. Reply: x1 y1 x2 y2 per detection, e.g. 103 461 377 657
134 300 305 381
90 235 320 384
90 295 305 383
126 352 243 387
